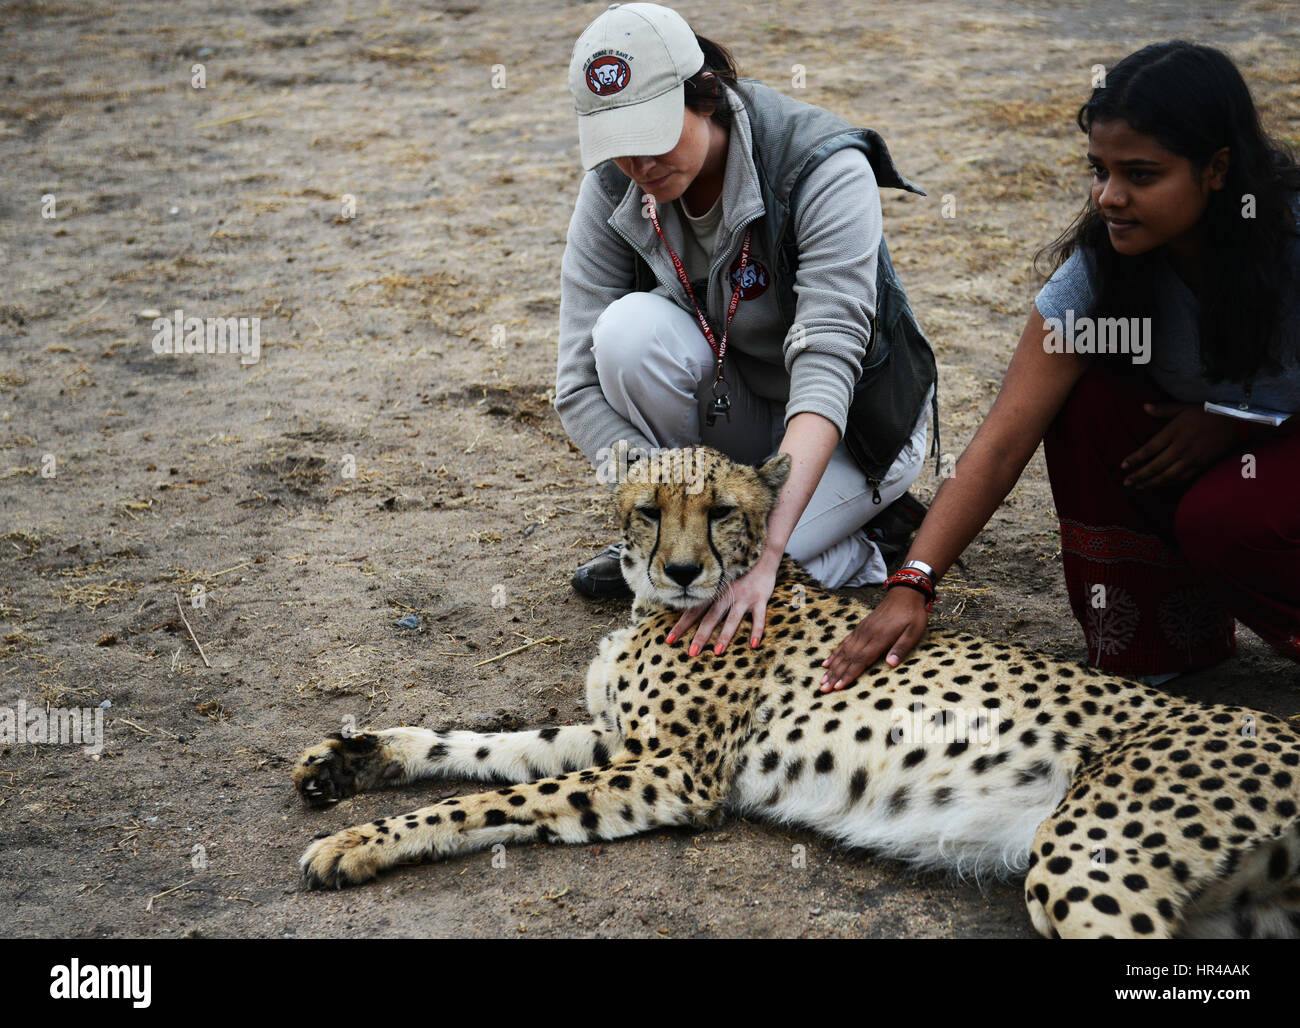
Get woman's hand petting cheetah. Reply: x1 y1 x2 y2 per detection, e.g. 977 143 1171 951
820 585 931 690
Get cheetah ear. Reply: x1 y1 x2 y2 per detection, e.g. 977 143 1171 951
757 452 791 496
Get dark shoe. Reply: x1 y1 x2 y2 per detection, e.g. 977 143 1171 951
865 491 928 569
571 542 632 599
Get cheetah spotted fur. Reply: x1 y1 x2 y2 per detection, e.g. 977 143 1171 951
293 447 1300 938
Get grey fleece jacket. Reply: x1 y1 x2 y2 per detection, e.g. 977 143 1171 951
554 83 883 465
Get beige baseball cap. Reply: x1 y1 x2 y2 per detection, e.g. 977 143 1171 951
569 3 705 170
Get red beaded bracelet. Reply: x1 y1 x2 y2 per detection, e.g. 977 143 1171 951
885 567 936 612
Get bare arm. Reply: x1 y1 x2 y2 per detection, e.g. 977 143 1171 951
762 411 841 569
904 304 1088 579
820 304 1089 689
672 410 839 654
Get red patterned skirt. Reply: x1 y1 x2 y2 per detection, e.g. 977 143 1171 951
1042 361 1300 677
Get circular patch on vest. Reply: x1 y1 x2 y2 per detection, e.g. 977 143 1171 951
729 255 770 301
586 56 631 96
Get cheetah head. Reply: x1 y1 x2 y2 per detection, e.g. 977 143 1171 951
614 446 791 609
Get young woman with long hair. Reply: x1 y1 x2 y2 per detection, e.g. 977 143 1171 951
823 40 1300 690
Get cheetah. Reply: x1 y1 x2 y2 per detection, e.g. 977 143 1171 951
293 446 1300 938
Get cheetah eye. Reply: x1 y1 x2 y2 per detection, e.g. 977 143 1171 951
709 504 735 520
636 505 660 522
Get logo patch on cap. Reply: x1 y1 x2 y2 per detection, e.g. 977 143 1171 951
730 256 770 301
586 55 631 96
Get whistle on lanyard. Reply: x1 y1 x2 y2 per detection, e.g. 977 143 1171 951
707 376 732 426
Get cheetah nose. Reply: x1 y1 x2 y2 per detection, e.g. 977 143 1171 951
664 562 703 587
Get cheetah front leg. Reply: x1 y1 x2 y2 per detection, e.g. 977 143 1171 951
299 753 701 888
293 723 621 807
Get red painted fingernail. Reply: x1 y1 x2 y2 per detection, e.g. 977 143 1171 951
666 633 676 644
689 645 699 657
714 645 724 655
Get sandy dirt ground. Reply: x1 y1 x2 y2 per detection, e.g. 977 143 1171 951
1 0 1297 939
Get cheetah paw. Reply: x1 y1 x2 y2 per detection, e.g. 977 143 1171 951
299 826 386 889
292 732 402 808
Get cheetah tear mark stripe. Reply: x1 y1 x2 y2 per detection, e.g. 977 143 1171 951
646 488 663 596
705 516 725 588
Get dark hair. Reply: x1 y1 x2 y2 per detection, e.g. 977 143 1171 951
683 34 740 129
1036 41 1300 382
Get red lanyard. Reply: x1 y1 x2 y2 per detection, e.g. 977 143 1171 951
645 197 751 386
